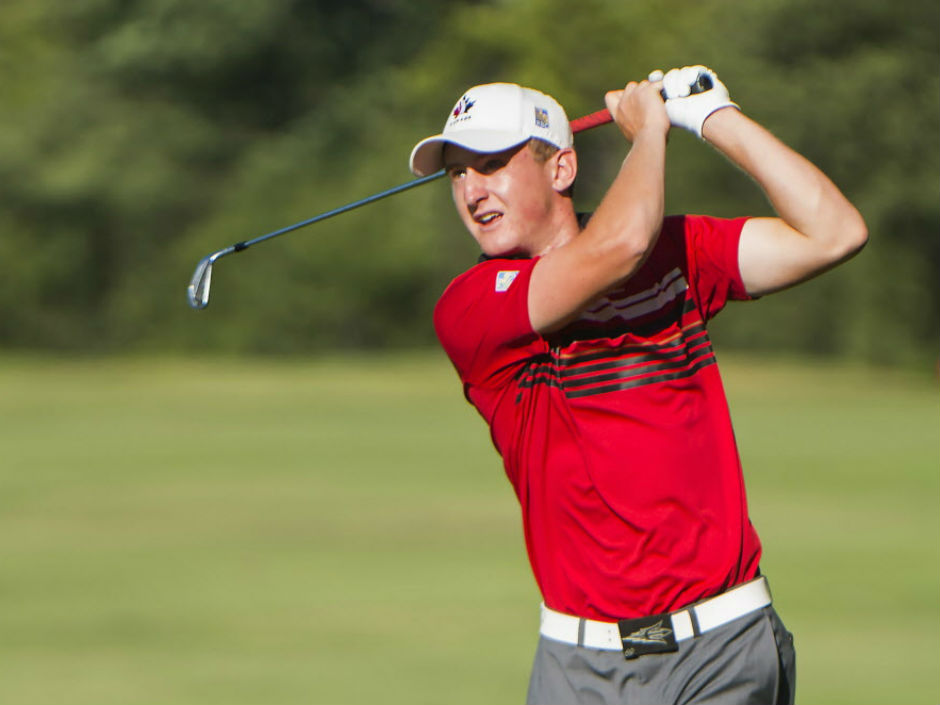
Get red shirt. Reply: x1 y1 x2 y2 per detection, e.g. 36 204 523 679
433 215 762 621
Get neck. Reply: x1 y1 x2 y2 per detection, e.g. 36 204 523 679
532 199 580 257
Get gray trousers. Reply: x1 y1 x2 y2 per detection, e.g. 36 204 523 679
526 606 795 705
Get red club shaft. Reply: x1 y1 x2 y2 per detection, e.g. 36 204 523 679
570 108 613 134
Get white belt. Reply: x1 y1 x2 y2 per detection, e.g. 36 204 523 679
539 576 772 651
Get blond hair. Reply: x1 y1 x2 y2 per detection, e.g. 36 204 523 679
527 138 573 197
527 138 559 163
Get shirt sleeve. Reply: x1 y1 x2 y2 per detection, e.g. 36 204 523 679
681 215 753 321
433 258 545 391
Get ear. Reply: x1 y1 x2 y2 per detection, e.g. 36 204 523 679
550 148 577 194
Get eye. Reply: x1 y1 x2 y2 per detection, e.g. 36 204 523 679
481 158 505 174
447 166 466 180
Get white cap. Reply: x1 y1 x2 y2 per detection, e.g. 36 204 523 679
409 82 573 177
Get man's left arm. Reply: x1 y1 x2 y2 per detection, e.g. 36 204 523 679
701 107 868 297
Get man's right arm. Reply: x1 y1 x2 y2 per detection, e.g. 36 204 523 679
527 80 670 334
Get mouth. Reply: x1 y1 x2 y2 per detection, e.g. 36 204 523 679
474 211 503 228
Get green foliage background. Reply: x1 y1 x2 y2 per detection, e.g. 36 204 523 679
0 0 937 364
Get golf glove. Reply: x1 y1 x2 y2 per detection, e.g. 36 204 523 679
661 66 739 139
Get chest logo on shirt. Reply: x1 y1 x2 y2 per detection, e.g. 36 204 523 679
495 270 519 292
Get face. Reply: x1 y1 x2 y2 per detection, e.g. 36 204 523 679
444 142 566 258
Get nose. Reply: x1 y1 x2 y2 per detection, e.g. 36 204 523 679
462 168 488 211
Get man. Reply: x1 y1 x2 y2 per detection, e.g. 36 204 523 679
408 67 867 704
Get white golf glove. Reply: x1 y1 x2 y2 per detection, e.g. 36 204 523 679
659 66 739 138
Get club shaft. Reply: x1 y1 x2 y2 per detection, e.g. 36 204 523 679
229 108 613 253
234 169 446 252
188 107 617 309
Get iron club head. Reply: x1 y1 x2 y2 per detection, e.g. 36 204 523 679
187 246 236 309
187 255 214 309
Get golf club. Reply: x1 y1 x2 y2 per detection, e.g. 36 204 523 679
186 73 713 310
186 107 620 310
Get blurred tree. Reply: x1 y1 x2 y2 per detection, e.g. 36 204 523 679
704 0 940 364
0 0 936 364
0 0 469 350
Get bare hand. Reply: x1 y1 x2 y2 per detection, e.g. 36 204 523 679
604 79 670 142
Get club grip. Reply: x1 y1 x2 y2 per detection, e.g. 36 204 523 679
690 72 714 93
570 108 613 133
571 72 714 134
660 72 713 100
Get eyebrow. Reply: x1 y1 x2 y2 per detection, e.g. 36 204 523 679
443 150 474 172
441 151 463 171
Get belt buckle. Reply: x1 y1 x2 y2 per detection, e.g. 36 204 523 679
617 612 679 660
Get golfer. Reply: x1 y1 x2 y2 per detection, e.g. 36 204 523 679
409 67 866 704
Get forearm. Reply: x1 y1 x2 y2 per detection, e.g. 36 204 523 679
585 127 666 270
527 127 667 334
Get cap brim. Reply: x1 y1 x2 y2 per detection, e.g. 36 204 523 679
409 130 530 177
409 136 447 177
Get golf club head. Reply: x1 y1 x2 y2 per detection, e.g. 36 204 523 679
187 254 215 309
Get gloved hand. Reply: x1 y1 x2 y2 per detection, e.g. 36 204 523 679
660 66 739 139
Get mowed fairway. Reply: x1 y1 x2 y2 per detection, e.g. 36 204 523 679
0 353 936 705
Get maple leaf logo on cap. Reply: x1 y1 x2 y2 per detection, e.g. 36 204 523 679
453 95 475 118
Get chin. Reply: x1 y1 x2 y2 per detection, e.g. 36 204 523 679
477 231 527 259
481 244 526 259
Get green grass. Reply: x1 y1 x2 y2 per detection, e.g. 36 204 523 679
0 352 936 704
